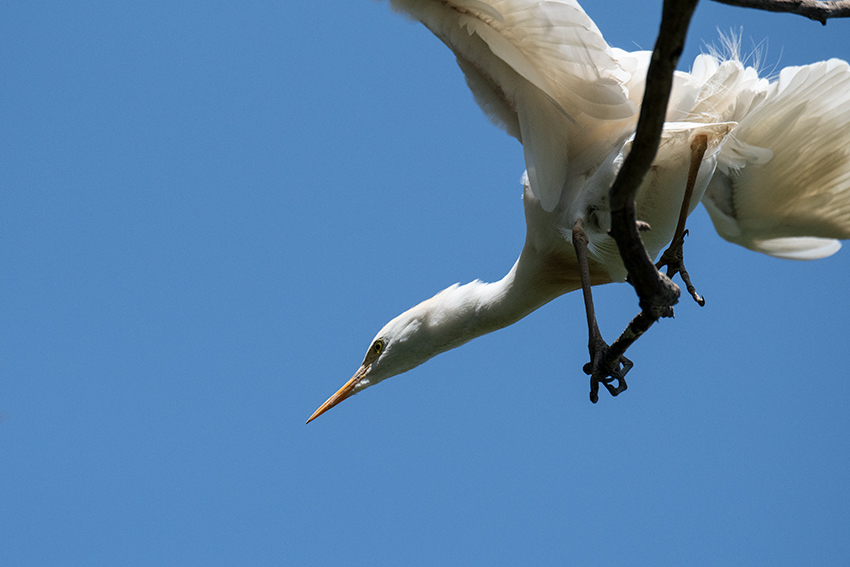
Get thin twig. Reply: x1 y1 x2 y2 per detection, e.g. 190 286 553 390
712 0 850 24
605 311 657 365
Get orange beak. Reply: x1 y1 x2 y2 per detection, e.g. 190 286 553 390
306 364 370 423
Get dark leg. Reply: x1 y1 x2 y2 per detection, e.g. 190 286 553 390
655 134 708 306
572 219 632 403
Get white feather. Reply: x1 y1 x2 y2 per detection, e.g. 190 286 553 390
387 0 638 212
702 59 850 259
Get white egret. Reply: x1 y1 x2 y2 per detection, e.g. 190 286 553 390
307 0 850 423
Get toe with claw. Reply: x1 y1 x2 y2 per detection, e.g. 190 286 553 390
656 229 705 306
583 339 632 403
654 133 709 307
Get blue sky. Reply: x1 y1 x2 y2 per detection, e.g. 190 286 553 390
2 1 849 565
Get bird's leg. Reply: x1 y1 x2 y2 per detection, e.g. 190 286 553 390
655 134 708 306
586 137 708 400
572 219 632 403
572 219 605 370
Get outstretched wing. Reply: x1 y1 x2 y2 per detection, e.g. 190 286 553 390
386 0 638 211
702 58 850 260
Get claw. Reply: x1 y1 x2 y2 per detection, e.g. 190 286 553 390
654 134 709 307
584 345 632 403
656 230 705 306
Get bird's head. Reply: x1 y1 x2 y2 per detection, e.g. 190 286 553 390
306 288 467 423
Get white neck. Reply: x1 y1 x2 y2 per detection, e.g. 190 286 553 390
363 243 585 388
402 252 563 358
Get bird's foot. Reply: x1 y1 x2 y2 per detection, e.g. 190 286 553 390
583 338 632 403
574 217 636 403
653 134 708 307
655 229 704 306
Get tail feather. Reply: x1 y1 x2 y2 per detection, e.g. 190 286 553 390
702 58 850 259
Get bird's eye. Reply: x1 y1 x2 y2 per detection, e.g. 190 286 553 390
372 339 384 355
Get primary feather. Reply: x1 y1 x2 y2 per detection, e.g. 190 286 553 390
388 0 639 211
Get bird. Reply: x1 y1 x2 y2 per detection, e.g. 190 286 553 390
307 0 850 423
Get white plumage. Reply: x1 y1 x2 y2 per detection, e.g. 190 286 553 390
308 0 850 422
704 58 850 258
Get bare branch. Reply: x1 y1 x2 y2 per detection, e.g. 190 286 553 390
606 0 699 319
587 0 700 389
711 0 850 24
605 311 656 369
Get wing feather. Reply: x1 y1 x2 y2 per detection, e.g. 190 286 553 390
386 0 638 211
702 59 850 259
